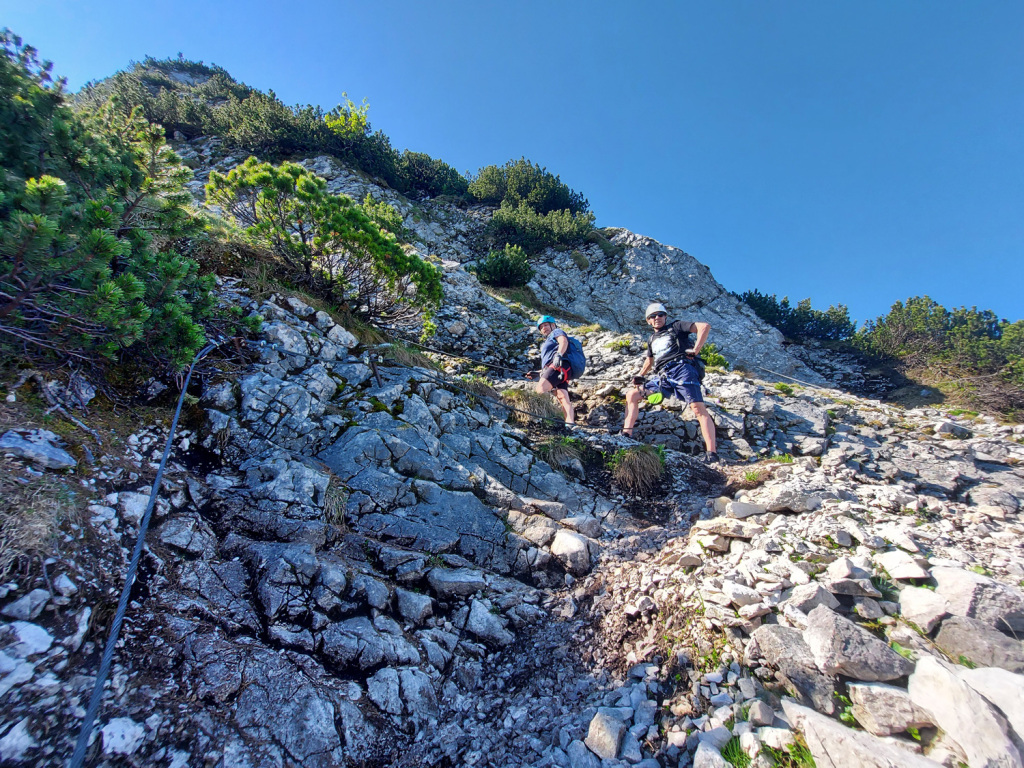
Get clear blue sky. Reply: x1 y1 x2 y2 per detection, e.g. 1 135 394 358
7 1 1023 324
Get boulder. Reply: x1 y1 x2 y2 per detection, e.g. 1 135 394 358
692 518 764 539
782 700 943 768
936 616 1024 673
0 429 76 469
908 656 1022 768
584 711 625 760
549 530 591 575
847 682 933 737
898 586 948 633
874 550 930 580
779 583 840 615
959 667 1024 752
932 566 1024 634
465 600 514 646
803 605 914 682
747 624 836 714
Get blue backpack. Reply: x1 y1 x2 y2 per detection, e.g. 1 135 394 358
565 336 587 379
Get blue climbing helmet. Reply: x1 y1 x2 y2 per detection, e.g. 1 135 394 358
537 315 557 329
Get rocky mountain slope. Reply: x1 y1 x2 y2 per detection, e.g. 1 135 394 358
1 145 1023 768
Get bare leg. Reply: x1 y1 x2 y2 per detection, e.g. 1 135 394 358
690 402 717 453
623 387 645 434
538 377 574 424
553 388 575 424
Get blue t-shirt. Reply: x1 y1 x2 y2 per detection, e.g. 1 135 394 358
540 329 568 368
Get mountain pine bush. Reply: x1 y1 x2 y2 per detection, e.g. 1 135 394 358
471 244 534 288
0 31 215 370
206 158 441 326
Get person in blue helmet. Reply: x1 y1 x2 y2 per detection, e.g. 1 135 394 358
534 315 576 427
621 302 719 464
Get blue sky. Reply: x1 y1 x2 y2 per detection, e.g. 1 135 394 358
7 1 1023 324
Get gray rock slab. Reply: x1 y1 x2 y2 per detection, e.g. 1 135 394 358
584 711 625 760
780 583 840 615
465 599 514 646
0 430 76 469
693 741 729 768
566 739 600 768
804 605 913 682
747 624 836 714
426 567 487 598
874 550 930 580
936 616 1024 673
782 699 943 768
898 586 948 633
959 667 1024 751
693 518 764 539
933 566 1024 635
1 589 50 620
908 656 1022 768
395 588 433 625
847 682 933 737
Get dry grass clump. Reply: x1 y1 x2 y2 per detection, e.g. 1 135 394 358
381 342 438 370
501 388 563 424
0 463 81 578
609 445 664 496
457 374 501 403
538 436 585 468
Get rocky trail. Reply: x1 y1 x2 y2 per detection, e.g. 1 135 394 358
2 168 1024 766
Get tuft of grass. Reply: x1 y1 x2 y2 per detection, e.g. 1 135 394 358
569 250 590 269
323 476 348 529
605 338 632 352
0 464 83 579
774 382 795 396
537 436 586 467
762 735 817 768
769 454 794 464
890 641 915 661
721 736 751 768
380 342 439 370
608 445 665 496
501 388 563 424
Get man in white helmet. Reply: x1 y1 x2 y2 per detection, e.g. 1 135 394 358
621 302 719 463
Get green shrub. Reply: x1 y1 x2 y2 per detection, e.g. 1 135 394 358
774 382 794 396
469 157 588 215
80 56 467 200
857 296 1024 416
487 201 595 255
361 193 404 238
206 157 441 326
471 244 535 288
741 289 855 341
0 32 215 371
700 342 729 369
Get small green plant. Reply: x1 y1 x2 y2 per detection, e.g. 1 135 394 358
537 436 587 468
871 574 899 601
425 554 447 568
834 692 857 726
743 470 761 483
721 736 751 767
606 338 632 352
761 735 817 768
907 726 921 742
968 565 991 576
769 454 794 464
699 343 730 369
958 654 978 669
774 382 794 396
890 641 915 661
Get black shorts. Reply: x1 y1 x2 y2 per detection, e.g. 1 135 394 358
540 366 569 391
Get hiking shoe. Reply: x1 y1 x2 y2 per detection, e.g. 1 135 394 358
705 452 721 465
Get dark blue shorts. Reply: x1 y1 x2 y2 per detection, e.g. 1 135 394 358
643 361 704 404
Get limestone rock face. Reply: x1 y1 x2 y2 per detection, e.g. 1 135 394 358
933 566 1024 634
528 230 825 380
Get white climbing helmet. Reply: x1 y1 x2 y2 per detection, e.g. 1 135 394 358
645 302 667 319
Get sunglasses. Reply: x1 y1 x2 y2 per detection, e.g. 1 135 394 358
647 312 667 319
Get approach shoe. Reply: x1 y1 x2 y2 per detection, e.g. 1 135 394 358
704 452 721 465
